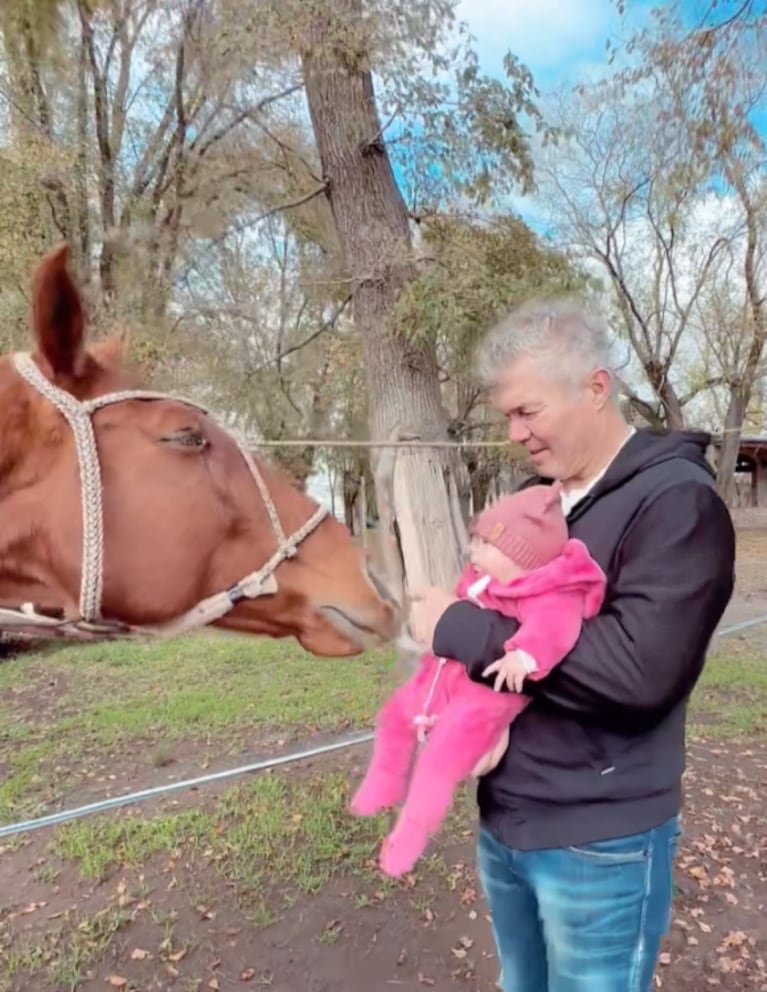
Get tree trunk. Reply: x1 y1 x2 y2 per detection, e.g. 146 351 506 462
716 387 748 505
644 361 686 429
299 0 464 592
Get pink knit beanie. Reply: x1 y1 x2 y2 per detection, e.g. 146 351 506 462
474 482 567 570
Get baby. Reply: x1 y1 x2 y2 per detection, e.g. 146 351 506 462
350 481 607 877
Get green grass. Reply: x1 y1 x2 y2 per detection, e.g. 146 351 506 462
0 906 134 992
0 633 396 819
50 771 393 903
0 628 764 991
1 630 765 822
0 763 437 991
689 639 767 737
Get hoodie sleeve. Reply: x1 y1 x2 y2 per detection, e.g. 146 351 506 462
433 481 735 727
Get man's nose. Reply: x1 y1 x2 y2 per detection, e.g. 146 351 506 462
508 417 531 443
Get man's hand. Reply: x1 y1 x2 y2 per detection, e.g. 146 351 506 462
482 650 535 693
408 586 459 651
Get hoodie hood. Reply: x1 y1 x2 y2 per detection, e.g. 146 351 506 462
524 428 715 521
597 429 714 488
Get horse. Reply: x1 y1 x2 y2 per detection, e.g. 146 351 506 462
0 243 399 657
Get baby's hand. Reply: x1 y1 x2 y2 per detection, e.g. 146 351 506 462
482 650 533 693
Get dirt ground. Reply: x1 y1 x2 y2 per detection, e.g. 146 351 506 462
1 530 766 992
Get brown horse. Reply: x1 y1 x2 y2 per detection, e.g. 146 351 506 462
0 244 399 656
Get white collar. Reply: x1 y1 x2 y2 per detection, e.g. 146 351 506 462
559 427 636 516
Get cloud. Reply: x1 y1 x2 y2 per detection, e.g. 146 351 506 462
455 0 659 88
455 0 619 82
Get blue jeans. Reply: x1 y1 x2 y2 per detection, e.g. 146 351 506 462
477 815 681 992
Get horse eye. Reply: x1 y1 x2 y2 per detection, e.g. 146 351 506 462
161 429 209 450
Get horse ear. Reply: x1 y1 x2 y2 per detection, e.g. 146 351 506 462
30 242 87 378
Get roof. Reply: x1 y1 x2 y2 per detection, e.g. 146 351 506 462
711 434 767 447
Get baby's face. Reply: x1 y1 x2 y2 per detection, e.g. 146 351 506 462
469 536 526 583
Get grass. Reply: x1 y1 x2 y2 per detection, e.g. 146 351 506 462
50 771 393 904
1 623 765 821
0 906 134 992
0 608 765 991
689 637 767 737
0 633 397 819
0 769 413 990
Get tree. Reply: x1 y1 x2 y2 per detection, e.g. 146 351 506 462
536 81 737 430
178 214 352 485
611 0 767 499
0 0 313 368
396 211 585 511
294 0 544 591
2 0 549 584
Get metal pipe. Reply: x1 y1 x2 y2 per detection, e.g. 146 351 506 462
0 732 373 840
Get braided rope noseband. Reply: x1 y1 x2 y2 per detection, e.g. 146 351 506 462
0 352 328 640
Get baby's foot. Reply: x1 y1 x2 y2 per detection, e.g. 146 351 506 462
379 821 429 877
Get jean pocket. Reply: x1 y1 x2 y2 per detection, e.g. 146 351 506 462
567 831 650 864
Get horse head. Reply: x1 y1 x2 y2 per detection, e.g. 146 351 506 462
0 243 399 656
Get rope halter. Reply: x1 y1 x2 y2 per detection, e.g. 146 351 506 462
0 352 328 640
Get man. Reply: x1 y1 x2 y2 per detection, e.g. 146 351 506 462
408 297 736 992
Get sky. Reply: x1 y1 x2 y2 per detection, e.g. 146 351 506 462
449 0 766 226
442 0 653 228
453 0 755 91
454 0 644 91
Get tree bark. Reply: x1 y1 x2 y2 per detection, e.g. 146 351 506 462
716 387 748 505
299 0 464 591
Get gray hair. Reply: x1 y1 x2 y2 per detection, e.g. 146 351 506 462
475 296 618 393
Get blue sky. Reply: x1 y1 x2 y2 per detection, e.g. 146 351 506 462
455 0 650 91
454 0 762 90
448 0 766 229
436 0 656 228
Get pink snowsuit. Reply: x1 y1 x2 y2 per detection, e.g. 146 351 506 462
351 537 607 877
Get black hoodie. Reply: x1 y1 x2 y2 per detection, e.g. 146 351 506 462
432 429 736 850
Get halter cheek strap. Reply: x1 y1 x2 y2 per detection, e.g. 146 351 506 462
0 352 328 640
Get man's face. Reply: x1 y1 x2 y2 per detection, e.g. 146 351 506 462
489 355 610 483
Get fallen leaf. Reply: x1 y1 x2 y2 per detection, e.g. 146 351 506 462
720 931 749 950
240 969 256 981
20 902 47 915
659 952 672 966
106 978 128 989
169 948 187 962
417 973 435 987
208 980 220 991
